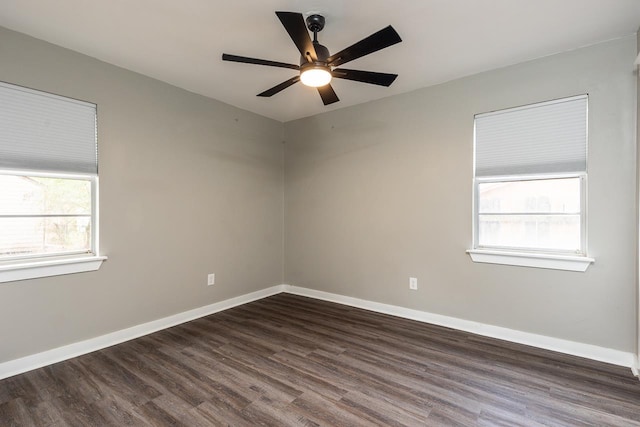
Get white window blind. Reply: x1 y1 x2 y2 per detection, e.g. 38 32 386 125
0 82 97 174
474 95 587 177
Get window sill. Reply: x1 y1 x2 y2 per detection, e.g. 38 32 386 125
466 249 594 272
0 255 107 283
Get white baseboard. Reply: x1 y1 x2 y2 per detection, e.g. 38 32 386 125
0 285 286 380
284 285 636 370
1 283 636 380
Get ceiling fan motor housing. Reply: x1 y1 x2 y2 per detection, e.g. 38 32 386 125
300 42 330 66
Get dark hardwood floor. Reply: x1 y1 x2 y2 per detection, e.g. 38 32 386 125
1 293 639 426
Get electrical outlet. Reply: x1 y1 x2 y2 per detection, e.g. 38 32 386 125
207 273 215 286
409 277 418 290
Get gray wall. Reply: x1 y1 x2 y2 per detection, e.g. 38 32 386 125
0 24 637 364
284 36 638 352
0 27 284 363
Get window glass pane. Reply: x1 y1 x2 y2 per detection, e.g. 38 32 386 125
477 176 582 252
478 177 580 214
478 214 580 252
0 175 91 258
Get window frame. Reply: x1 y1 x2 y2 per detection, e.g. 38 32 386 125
0 168 105 284
0 168 99 262
472 172 587 256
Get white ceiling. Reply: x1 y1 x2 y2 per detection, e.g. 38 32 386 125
0 1 639 122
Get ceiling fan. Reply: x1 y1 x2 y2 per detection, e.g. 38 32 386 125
222 11 402 105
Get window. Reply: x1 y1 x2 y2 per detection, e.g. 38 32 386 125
468 95 594 271
0 81 105 282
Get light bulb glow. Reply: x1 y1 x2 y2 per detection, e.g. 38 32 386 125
300 68 332 87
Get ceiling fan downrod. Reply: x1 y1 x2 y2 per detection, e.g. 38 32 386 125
306 14 325 43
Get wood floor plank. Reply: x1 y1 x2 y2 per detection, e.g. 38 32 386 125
195 399 251 426
213 341 348 401
212 345 304 402
132 400 181 426
241 395 320 427
89 394 151 426
1 293 640 426
78 352 160 406
50 393 110 426
290 391 368 427
0 398 36 427
476 406 547 427
150 393 218 427
25 400 65 427
340 389 432 426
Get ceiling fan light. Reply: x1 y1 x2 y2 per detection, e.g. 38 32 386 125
300 67 332 87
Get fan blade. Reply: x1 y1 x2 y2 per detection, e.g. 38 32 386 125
276 11 317 62
332 68 398 87
222 54 299 70
257 76 300 97
327 26 402 67
317 84 339 105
